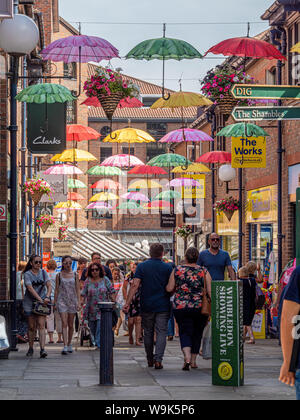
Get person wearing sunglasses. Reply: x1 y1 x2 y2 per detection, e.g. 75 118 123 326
81 262 116 348
197 233 236 282
23 254 52 358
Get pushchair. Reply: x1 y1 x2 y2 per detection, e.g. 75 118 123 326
75 307 93 350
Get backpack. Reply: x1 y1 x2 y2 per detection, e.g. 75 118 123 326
255 285 265 310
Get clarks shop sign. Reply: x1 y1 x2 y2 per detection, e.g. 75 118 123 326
27 103 66 154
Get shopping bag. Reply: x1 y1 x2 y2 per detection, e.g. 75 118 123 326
0 315 9 351
202 320 212 360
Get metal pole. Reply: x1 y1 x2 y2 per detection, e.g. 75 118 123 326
21 57 27 261
98 302 114 386
28 152 33 256
238 168 243 268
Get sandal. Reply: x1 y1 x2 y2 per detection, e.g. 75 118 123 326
135 341 142 346
182 362 191 371
246 340 255 344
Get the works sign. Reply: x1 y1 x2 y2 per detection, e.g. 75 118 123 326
27 103 66 154
212 281 244 386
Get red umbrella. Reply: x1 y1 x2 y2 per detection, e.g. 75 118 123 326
196 151 231 164
205 37 287 61
66 124 100 142
81 96 143 108
144 200 174 210
90 179 123 190
128 165 168 175
67 192 85 201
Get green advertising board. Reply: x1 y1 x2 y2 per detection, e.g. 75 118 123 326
297 188 300 267
231 84 300 100
232 106 300 122
212 281 244 387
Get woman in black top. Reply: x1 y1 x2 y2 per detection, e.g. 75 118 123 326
238 266 257 344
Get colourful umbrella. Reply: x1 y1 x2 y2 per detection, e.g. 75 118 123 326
205 37 287 61
167 178 202 188
67 192 85 201
103 127 156 144
43 164 83 175
86 166 125 177
41 35 119 63
117 201 141 210
159 128 213 143
91 179 123 190
52 149 97 162
196 151 231 164
89 192 119 202
154 190 181 200
148 153 191 168
121 192 149 202
15 83 76 104
128 179 162 190
81 96 143 108
86 201 113 210
54 200 82 210
217 123 270 138
68 179 87 189
101 154 144 168
143 200 174 210
151 91 213 109
66 124 100 142
172 163 211 174
128 165 167 176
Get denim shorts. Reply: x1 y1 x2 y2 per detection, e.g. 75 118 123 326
296 370 300 401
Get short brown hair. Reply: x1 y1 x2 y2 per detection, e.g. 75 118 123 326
47 259 57 271
149 243 164 259
18 261 27 272
87 262 105 278
185 247 199 264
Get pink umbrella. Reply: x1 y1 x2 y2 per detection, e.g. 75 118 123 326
41 35 119 63
43 164 83 175
81 96 143 108
168 178 201 187
121 192 150 202
101 154 144 168
91 179 123 190
86 201 113 210
159 128 213 143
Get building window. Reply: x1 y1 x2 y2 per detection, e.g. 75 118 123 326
100 126 111 140
66 100 76 124
100 147 113 163
142 96 161 108
92 209 112 219
146 142 167 161
146 122 167 140
265 67 277 85
122 146 134 155
63 62 77 79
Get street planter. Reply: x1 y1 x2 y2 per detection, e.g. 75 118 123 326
214 197 240 222
36 214 56 234
175 225 193 239
22 178 53 206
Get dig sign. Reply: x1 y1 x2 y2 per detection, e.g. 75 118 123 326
231 136 266 168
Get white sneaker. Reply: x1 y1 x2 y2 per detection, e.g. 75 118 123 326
67 345 73 354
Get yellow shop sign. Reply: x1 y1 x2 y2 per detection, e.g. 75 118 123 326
246 185 277 223
231 136 266 168
182 174 205 199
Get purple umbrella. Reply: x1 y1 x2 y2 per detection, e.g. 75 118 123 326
121 192 150 202
159 128 213 143
41 35 119 63
167 178 201 187
86 201 113 210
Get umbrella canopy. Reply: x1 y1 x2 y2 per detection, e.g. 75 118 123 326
101 154 144 168
86 165 125 176
89 192 119 202
128 165 167 175
67 192 85 201
148 153 191 168
172 163 211 174
81 96 143 108
91 179 123 190
68 179 87 189
291 42 300 54
16 83 76 104
54 200 82 210
151 91 213 109
43 164 83 175
143 200 174 210
128 179 162 190
121 192 149 202
117 201 141 210
196 151 231 164
167 178 202 188
103 127 156 144
217 123 270 138
86 201 113 210
51 149 97 162
205 37 287 61
154 190 181 200
66 124 100 142
41 35 119 63
159 128 213 143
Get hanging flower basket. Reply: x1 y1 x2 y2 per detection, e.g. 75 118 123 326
84 67 140 121
58 225 68 241
36 214 56 233
175 225 193 239
214 197 240 222
22 178 53 206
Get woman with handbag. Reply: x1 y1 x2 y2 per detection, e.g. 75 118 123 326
166 247 212 371
81 262 116 349
54 255 81 355
23 254 52 359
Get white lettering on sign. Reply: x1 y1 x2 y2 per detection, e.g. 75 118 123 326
33 136 62 145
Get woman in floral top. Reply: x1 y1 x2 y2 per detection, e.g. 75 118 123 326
166 247 212 371
81 262 116 348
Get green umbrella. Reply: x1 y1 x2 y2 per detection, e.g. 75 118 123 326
117 201 141 210
16 83 76 104
217 123 270 138
154 190 181 200
86 166 125 176
68 179 87 189
126 24 202 99
148 153 191 168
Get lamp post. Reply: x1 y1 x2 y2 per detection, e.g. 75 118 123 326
0 11 39 350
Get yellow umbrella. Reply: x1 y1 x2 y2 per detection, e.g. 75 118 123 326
89 192 119 202
291 42 300 53
172 163 211 174
128 179 162 190
54 200 82 210
51 148 97 162
103 127 156 144
51 153 62 162
151 91 213 109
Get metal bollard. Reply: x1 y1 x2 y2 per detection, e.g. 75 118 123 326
98 302 114 386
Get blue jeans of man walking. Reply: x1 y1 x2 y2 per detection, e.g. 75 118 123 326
296 370 300 400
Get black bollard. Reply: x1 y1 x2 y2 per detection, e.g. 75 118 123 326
98 302 114 386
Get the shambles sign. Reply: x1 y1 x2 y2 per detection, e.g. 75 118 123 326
27 103 66 154
212 281 244 386
231 136 266 168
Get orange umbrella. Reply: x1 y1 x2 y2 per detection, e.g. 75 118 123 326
91 179 123 190
66 124 100 142
67 192 85 200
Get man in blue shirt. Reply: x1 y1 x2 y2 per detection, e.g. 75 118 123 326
123 243 172 370
197 233 236 281
279 266 300 400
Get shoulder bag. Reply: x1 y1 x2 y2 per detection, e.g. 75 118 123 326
32 270 52 317
201 270 211 317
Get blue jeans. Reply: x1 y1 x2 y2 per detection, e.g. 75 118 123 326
296 370 300 400
89 319 100 348
167 313 175 337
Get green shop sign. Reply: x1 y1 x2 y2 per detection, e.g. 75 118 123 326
231 84 300 100
232 106 300 121
212 281 244 387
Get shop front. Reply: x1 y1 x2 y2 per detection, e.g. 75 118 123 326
288 163 300 257
216 211 239 272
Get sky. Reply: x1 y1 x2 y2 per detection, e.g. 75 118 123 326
59 0 273 92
